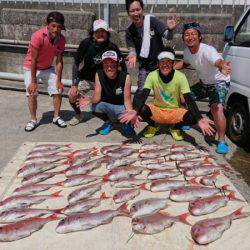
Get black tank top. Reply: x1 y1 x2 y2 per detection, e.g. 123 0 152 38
97 70 127 105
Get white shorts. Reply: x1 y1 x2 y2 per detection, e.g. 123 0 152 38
24 67 60 97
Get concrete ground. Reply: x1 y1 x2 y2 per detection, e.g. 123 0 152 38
0 85 250 202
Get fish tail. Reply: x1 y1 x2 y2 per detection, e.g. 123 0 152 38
228 191 244 202
230 207 243 218
48 214 58 220
177 212 191 226
188 177 199 185
91 150 99 156
204 156 210 163
102 174 110 182
117 202 130 216
50 190 63 197
100 192 108 200
221 184 231 192
58 170 66 174
52 208 63 214
67 153 74 159
139 183 149 191
55 181 64 187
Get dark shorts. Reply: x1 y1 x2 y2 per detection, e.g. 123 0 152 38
191 80 230 106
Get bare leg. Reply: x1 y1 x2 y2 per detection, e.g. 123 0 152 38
53 94 62 118
211 103 226 141
28 95 38 121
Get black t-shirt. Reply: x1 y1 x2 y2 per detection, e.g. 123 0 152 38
97 69 127 105
126 16 167 71
74 38 126 82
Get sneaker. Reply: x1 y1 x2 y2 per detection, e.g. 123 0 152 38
169 128 183 141
99 123 113 135
121 123 136 137
182 125 190 131
216 141 228 154
69 113 84 126
143 126 160 138
53 117 67 128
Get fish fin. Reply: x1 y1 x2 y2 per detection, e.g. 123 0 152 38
221 184 231 192
60 159 70 165
52 208 63 214
139 183 149 191
55 181 64 187
100 192 108 200
188 178 199 185
213 170 220 177
204 156 210 163
102 174 110 182
177 212 191 226
159 211 170 216
117 202 130 216
58 170 66 174
228 191 245 202
67 153 74 159
50 190 63 197
49 214 58 220
66 144 72 148
91 150 99 156
220 164 230 172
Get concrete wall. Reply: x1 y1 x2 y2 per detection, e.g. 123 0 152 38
0 4 246 83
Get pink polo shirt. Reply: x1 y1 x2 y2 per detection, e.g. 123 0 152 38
23 26 65 70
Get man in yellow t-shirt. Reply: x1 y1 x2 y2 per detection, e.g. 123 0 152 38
120 47 214 141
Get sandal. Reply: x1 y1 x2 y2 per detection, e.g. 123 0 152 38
25 120 38 132
53 117 67 128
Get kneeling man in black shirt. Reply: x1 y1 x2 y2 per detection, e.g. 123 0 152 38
77 50 135 137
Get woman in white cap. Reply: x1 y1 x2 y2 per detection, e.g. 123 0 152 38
120 47 214 141
77 50 135 137
68 19 126 126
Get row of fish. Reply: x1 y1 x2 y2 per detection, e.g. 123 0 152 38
0 143 248 246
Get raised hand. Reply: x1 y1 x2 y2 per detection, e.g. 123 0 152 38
166 15 180 30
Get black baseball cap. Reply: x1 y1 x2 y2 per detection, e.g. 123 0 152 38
182 22 202 35
46 12 66 30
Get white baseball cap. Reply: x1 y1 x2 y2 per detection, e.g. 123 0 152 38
101 50 118 62
93 19 109 32
157 51 175 61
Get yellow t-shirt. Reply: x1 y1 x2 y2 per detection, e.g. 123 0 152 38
144 70 190 110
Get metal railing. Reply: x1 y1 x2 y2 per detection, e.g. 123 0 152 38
1 0 249 6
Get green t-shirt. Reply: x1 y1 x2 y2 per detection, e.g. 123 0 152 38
144 70 190 110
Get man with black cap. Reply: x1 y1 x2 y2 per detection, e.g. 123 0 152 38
120 47 214 141
68 19 126 126
175 22 231 154
23 11 66 132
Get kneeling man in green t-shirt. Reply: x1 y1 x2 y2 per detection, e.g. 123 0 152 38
120 47 214 141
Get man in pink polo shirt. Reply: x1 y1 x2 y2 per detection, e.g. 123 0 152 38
23 11 67 131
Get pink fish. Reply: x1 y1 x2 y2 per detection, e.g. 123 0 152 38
132 212 191 234
191 207 250 245
189 191 244 216
0 214 59 242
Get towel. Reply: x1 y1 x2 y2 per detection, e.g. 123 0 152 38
140 14 153 59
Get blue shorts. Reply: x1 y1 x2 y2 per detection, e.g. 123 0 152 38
191 80 230 106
